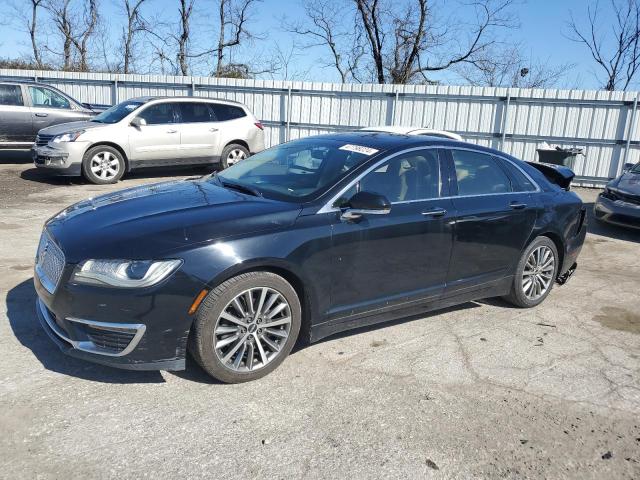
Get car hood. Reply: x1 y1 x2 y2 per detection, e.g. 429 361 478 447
45 178 302 262
612 170 640 194
40 121 106 136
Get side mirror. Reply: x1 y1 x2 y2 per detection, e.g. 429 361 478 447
623 162 634 172
341 191 391 221
130 116 146 128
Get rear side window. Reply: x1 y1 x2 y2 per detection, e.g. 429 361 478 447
495 157 537 192
179 102 214 123
0 85 24 106
137 103 176 125
211 103 246 121
29 86 70 109
451 149 511 196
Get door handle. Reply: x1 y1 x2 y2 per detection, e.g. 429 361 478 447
510 201 527 210
35 113 48 117
166 129 178 134
421 208 447 217
209 127 218 132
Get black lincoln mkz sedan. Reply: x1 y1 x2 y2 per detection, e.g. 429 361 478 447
34 132 586 383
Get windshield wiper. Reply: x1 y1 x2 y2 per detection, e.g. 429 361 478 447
216 176 262 197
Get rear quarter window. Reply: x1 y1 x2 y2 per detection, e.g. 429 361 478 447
495 157 538 192
0 85 24 106
211 103 247 121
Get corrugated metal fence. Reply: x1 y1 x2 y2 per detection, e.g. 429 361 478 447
2 68 639 186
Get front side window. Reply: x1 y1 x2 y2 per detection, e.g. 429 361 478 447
179 102 214 123
29 86 71 109
452 149 511 196
0 85 24 106
215 138 378 201
211 103 246 121
137 103 176 125
357 150 441 203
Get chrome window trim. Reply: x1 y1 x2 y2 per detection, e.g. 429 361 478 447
37 298 146 357
316 145 540 214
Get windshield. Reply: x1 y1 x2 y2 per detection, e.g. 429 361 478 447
215 138 380 201
631 162 640 173
91 100 144 124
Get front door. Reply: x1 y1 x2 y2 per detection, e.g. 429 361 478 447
328 148 454 321
27 85 87 137
444 148 538 294
128 102 181 165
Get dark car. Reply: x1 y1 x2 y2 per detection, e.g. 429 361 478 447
0 81 107 148
594 162 640 229
34 132 586 383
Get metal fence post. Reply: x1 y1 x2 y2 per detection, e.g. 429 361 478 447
622 93 639 174
286 85 292 141
501 91 511 151
112 79 119 105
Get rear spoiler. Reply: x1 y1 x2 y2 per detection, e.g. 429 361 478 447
526 162 575 190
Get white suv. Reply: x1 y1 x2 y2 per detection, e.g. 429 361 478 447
32 96 265 184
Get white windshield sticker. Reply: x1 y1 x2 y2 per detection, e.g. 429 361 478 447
339 144 379 155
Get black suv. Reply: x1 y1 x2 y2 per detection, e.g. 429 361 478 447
0 81 105 149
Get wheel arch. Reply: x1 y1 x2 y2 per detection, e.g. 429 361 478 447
526 230 565 275
224 139 250 152
84 142 130 171
200 260 314 343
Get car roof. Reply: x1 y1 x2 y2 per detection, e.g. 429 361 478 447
361 125 463 140
301 131 464 150
129 96 247 107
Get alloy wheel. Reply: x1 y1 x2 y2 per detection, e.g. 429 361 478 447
522 245 555 301
90 151 120 180
213 287 292 372
226 148 247 166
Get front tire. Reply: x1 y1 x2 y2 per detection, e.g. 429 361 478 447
81 145 125 184
503 236 559 308
190 272 301 383
220 143 249 169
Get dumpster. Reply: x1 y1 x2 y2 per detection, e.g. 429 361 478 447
536 143 583 169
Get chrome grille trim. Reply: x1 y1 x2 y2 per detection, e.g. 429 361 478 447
35 231 65 294
35 134 54 146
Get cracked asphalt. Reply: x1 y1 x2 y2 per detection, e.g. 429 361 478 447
1 153 639 479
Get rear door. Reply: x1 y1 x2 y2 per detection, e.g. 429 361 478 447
128 102 181 165
175 102 220 163
444 148 538 295
0 84 32 144
27 85 88 135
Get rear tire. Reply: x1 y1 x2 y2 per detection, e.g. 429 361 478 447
503 236 559 308
190 272 301 383
220 143 250 169
82 145 125 185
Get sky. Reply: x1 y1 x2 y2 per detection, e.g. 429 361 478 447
0 0 611 89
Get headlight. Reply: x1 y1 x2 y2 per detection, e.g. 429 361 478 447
71 259 182 288
52 130 84 143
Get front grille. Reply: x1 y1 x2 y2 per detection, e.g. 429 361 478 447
35 231 65 293
617 191 640 206
35 134 54 146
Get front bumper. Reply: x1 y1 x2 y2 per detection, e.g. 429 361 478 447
31 143 87 176
33 264 203 371
594 194 640 229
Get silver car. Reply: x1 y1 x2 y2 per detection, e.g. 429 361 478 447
32 96 265 184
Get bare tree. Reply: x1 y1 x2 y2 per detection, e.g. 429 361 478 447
456 44 574 88
44 0 100 71
286 0 365 82
568 0 640 91
8 0 47 67
120 0 150 74
214 0 260 76
29 0 46 67
175 0 194 74
294 0 516 84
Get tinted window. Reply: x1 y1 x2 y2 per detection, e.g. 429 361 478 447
0 85 24 106
211 103 246 121
137 103 176 125
29 86 70 109
452 149 511 195
496 157 537 192
358 150 441 203
179 102 214 123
